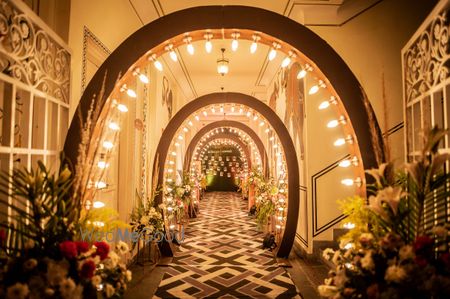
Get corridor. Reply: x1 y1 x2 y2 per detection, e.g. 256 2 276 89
153 192 300 298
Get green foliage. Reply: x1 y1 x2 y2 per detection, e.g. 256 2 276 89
256 198 275 228
0 160 79 257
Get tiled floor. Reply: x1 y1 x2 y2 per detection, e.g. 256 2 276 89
152 192 300 298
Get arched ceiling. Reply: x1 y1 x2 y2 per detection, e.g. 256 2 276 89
126 0 380 102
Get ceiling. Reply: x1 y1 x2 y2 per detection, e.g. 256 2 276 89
129 0 380 102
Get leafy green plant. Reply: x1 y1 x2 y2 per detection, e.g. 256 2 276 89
0 160 78 256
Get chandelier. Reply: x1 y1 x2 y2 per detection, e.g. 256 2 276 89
217 48 229 76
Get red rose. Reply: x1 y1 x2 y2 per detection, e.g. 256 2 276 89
414 235 433 252
94 241 110 260
80 259 96 279
75 241 90 253
415 256 428 267
59 241 78 259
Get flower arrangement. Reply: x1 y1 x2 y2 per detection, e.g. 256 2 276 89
164 174 194 223
130 193 164 244
254 178 280 228
0 161 132 299
319 127 450 299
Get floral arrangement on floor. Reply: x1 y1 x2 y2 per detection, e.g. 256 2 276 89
0 161 132 299
255 178 279 228
319 127 450 299
130 193 164 247
164 174 194 223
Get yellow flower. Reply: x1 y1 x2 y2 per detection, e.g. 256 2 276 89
105 284 115 298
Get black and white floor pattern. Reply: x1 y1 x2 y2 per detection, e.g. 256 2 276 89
153 192 300 298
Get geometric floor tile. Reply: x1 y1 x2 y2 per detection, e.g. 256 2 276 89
153 192 300 298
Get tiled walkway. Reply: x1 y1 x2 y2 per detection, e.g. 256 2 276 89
153 192 300 298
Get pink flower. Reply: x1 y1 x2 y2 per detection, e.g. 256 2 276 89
94 241 110 260
80 259 96 279
59 241 78 259
75 241 90 254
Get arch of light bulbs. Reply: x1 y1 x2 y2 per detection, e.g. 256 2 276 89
195 138 248 177
90 28 365 226
191 127 260 171
162 102 288 185
111 28 364 190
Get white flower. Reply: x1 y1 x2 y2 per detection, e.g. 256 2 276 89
92 275 102 287
46 260 69 286
105 283 115 298
334 268 348 288
399 245 415 261
104 251 120 269
385 265 406 283
361 251 375 270
332 251 341 265
116 241 129 255
126 270 132 281
140 215 150 224
318 285 339 297
322 248 335 260
6 283 29 299
432 226 448 238
59 278 76 298
377 186 407 215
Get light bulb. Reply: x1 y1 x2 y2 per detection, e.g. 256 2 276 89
239 107 243 114
268 48 277 61
187 43 194 55
168 168 173 173
169 160 175 165
246 111 251 117
178 135 183 140
171 151 176 156
281 56 291 68
338 160 351 168
327 120 339 128
253 115 258 121
220 106 224 113
265 128 270 133
103 141 113 149
188 121 193 126
93 201 105 208
205 40 212 53
109 122 120 131
231 39 238 51
138 73 149 84
95 181 107 189
126 88 137 98
343 222 355 229
203 111 208 116
117 104 128 112
183 127 188 132
154 60 163 71
334 138 346 147
211 107 216 113
195 115 200 121
259 121 265 126
341 179 354 186
98 161 109 169
250 42 257 53
297 69 307 79
169 50 177 62
318 101 330 110
174 142 180 147
309 85 319 95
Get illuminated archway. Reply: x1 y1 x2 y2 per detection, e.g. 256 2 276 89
64 6 384 259
183 121 270 177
